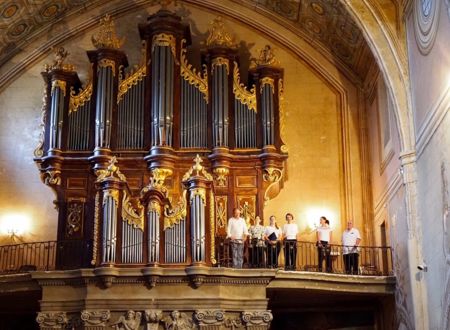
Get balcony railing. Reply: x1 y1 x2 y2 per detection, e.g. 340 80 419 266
216 238 393 276
0 238 393 276
0 240 92 274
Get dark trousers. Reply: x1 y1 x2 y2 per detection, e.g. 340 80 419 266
284 239 297 270
343 253 359 274
267 241 281 268
249 239 265 267
318 241 331 272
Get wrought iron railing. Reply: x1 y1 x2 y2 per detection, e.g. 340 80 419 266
215 238 393 276
0 240 92 274
0 238 393 276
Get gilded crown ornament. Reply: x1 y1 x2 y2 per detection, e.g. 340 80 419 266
44 46 75 72
91 14 125 49
206 16 236 48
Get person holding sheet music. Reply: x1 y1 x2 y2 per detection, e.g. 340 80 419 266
264 215 281 268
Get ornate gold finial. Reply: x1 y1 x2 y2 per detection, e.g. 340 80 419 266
206 16 236 48
182 155 213 181
254 45 280 67
193 154 203 174
44 46 75 72
91 14 125 49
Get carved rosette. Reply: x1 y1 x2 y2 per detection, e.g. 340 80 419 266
36 312 68 329
194 310 225 326
80 310 111 328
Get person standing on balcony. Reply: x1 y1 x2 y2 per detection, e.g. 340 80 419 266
248 216 266 268
316 216 332 272
342 220 361 274
282 213 299 270
227 207 249 268
264 215 281 268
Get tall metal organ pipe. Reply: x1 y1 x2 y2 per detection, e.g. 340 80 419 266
212 64 229 147
261 84 275 146
151 46 175 146
95 66 115 148
49 86 66 150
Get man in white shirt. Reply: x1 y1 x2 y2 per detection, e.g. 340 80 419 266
316 217 332 272
341 220 361 274
227 208 249 268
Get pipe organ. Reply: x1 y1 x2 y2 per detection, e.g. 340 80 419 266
34 11 288 268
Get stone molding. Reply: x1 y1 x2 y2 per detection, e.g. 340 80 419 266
413 0 441 55
36 312 68 329
415 84 450 158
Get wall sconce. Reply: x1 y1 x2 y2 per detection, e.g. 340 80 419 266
0 213 32 244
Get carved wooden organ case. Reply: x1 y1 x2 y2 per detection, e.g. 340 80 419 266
34 11 288 267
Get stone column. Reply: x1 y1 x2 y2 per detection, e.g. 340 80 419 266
36 312 68 330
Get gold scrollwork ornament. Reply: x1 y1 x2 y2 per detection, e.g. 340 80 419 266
180 40 208 102
121 193 144 230
210 190 216 264
233 63 256 112
164 190 187 229
34 84 48 157
69 82 92 113
263 168 283 205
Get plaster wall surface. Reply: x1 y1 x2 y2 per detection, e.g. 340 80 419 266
406 4 450 330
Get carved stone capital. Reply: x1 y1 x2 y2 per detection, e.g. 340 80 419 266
80 310 110 327
241 311 273 328
194 310 225 326
36 312 68 329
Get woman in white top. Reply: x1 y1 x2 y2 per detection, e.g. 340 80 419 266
248 216 265 267
316 216 332 272
264 215 281 268
282 213 299 270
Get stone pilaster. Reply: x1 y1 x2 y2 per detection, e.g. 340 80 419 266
400 150 429 329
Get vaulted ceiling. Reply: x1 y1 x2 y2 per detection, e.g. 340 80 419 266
0 0 375 83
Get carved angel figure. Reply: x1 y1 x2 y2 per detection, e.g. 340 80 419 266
163 311 194 330
112 310 142 330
